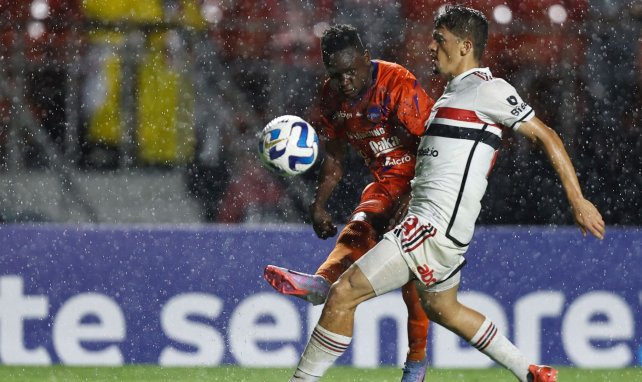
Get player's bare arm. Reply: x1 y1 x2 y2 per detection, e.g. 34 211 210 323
310 138 347 239
517 117 606 239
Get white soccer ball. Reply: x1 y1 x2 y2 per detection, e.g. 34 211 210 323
258 115 319 177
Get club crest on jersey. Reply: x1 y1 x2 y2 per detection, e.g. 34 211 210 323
367 105 382 123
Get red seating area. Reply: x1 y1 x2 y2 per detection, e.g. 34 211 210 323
0 0 601 80
510 0 588 69
397 0 593 96
0 0 81 63
0 1 639 224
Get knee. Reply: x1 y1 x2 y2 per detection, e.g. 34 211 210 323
325 273 361 311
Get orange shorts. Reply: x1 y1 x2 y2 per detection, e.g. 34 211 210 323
351 175 412 231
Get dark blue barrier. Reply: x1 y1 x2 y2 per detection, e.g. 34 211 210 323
0 224 640 367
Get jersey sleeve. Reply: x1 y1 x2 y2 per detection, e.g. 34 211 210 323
475 79 534 130
391 74 434 136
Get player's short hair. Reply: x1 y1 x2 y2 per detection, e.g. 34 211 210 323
321 24 366 67
434 5 488 61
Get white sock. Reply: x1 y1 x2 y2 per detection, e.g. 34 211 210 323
290 325 352 381
469 318 530 382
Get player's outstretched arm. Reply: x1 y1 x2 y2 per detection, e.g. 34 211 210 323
309 138 347 239
517 117 606 239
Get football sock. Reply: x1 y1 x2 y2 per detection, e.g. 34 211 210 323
469 318 530 382
290 325 352 381
402 281 429 361
316 220 377 282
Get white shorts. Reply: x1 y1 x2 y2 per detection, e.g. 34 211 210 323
355 214 466 295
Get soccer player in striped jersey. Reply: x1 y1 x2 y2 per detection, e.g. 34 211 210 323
264 24 435 381
288 6 605 382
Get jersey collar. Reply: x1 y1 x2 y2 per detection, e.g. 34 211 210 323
446 67 492 91
371 60 379 83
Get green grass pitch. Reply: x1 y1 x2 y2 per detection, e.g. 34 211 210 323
0 366 640 381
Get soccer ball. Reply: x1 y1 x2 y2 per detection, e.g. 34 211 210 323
258 115 319 176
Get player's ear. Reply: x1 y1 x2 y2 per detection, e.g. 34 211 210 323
460 39 473 57
363 50 371 62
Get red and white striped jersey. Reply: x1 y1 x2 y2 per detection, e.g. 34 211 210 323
408 67 534 247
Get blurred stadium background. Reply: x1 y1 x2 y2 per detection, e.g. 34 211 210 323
0 0 640 225
0 0 641 378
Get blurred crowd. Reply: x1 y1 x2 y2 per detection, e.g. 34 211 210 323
0 0 641 225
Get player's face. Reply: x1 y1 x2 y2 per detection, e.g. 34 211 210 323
325 47 372 99
429 27 465 79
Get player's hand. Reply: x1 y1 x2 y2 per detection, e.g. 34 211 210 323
571 198 605 240
309 205 337 239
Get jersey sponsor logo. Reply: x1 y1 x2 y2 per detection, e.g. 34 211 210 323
417 146 439 157
507 95 529 116
510 102 529 116
384 154 412 166
417 264 438 287
347 127 385 140
369 136 401 155
334 111 354 120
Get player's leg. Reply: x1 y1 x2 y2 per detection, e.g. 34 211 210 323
418 283 557 382
264 182 386 304
264 218 377 305
311 181 389 283
291 237 413 381
400 281 429 382
363 180 430 382
315 217 378 281
326 182 431 381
